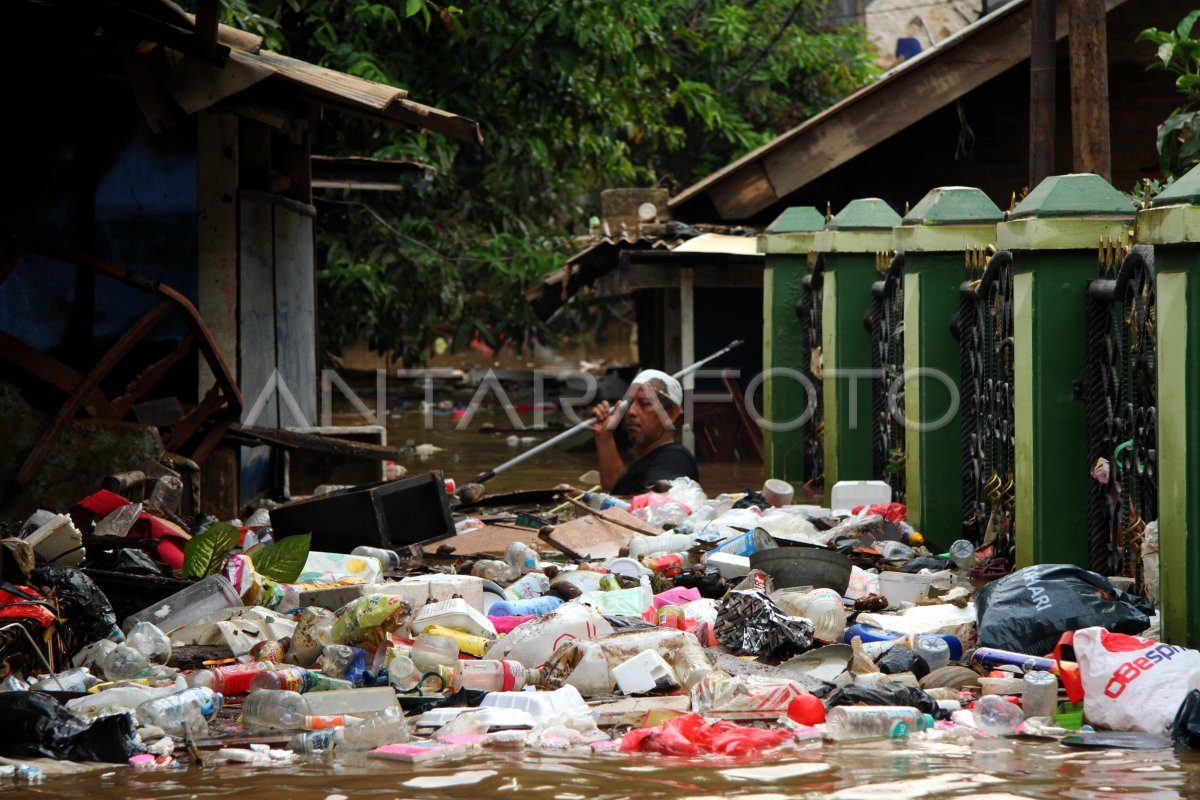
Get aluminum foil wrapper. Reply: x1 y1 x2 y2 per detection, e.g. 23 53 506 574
714 590 815 656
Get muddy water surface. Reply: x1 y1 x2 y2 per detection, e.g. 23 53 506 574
9 736 1200 799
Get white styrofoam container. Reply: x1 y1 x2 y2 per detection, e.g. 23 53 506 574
415 706 537 730
704 552 751 578
829 480 892 514
611 650 679 695
878 571 933 606
24 513 84 567
479 684 587 721
411 598 496 638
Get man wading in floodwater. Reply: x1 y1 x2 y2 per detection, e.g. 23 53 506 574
588 370 699 494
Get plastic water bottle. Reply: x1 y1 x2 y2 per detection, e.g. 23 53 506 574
452 659 541 692
973 694 1024 735
242 689 344 731
351 545 401 570
187 662 273 695
581 492 630 512
505 542 539 575
487 596 564 617
948 539 976 569
287 729 338 756
505 572 551 600
1021 671 1059 719
135 687 223 736
410 633 460 671
913 635 951 671
824 706 934 741
126 622 171 665
249 666 317 693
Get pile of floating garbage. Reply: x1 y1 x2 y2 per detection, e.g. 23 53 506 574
0 474 1195 784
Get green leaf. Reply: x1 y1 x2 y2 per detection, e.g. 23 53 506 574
1177 9 1200 39
182 522 240 579
251 533 312 583
405 0 422 18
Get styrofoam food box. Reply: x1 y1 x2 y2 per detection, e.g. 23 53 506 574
479 684 587 721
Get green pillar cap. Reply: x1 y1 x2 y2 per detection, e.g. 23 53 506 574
1151 162 1200 207
827 197 901 230
1009 173 1135 219
765 206 826 233
902 186 1003 225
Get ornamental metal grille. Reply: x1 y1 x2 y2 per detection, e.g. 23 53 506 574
953 249 1015 548
795 255 825 491
1085 244 1156 588
867 252 905 501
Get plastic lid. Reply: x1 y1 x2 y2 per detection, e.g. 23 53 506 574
923 714 935 728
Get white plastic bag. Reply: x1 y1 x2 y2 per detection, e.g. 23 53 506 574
1056 626 1200 733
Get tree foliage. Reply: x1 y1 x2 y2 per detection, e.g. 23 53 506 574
1139 10 1200 178
220 0 879 364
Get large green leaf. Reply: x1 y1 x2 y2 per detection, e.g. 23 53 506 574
182 522 240 579
251 534 312 583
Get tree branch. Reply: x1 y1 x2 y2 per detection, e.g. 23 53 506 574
722 0 808 94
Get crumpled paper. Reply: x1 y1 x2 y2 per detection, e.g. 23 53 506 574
714 590 815 656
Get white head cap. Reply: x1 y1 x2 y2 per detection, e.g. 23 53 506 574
631 369 683 407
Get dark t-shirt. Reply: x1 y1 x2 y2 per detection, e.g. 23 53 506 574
610 443 700 495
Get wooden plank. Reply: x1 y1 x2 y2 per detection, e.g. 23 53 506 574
238 191 277 504
421 524 554 557
197 109 239 398
708 160 777 222
679 268 695 454
539 508 659 560
1068 0 1111 179
273 202 317 427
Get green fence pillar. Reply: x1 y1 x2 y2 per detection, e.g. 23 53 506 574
894 187 1003 542
759 207 826 485
816 198 902 490
1139 165 1200 647
996 174 1135 568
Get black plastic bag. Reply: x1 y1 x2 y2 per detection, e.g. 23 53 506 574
1173 689 1200 749
902 556 953 573
825 682 948 720
0 692 145 762
877 645 931 679
975 564 1150 656
31 566 120 647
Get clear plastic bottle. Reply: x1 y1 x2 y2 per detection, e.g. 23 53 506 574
30 667 99 693
471 559 517 583
912 635 951 672
671 640 714 691
643 552 689 575
317 644 359 679
126 621 172 665
1021 670 1059 719
773 588 848 642
824 706 934 741
410 632 460 671
249 666 317 693
973 694 1024 735
948 539 976 569
581 492 630 512
505 572 551 600
388 654 419 691
351 545 401 570
187 662 273 695
102 643 150 680
135 687 223 736
452 659 541 692
242 689 343 731
341 706 410 749
287 608 336 666
504 542 539 575
287 729 338 756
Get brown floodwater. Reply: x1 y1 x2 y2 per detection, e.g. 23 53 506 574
9 735 1200 799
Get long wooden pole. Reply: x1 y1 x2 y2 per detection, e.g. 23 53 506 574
1029 0 1057 188
1068 0 1111 180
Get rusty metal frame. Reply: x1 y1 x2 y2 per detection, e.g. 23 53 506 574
1 234 243 487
